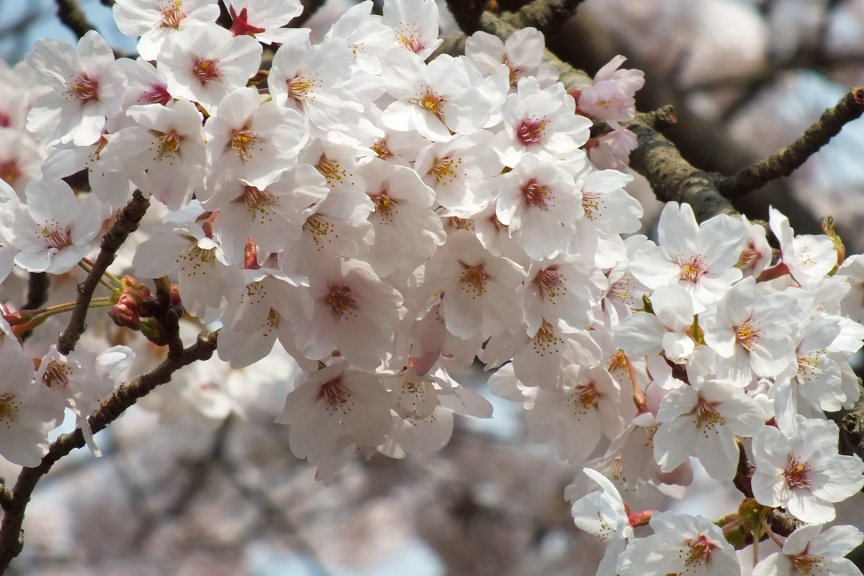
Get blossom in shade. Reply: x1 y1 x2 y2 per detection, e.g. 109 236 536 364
653 377 764 481
276 361 394 467
616 511 740 576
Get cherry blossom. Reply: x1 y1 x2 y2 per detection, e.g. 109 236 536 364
26 31 127 146
113 0 221 60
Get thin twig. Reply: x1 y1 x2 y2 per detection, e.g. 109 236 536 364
57 191 149 356
0 330 219 573
718 86 864 199
55 0 96 39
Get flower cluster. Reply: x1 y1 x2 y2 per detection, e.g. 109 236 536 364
0 0 862 573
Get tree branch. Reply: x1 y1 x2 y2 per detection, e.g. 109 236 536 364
0 329 219 573
55 0 96 39
500 0 588 37
57 191 150 356
718 86 864 199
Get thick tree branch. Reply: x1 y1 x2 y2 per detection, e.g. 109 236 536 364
718 86 864 199
0 487 10 513
500 0 588 36
57 191 150 356
56 0 96 39
0 329 219 573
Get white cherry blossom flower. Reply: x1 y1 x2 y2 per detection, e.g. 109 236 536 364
37 345 134 456
653 377 764 481
492 77 591 167
570 468 633 576
382 0 442 59
298 258 406 371
0 179 107 274
216 268 313 368
702 276 801 386
113 0 221 61
132 210 239 319
423 230 526 339
770 206 837 287
159 23 262 113
414 131 502 217
380 367 492 458
614 284 697 364
101 99 206 210
359 158 445 277
208 165 328 265
0 348 64 467
268 29 365 138
276 361 394 467
203 87 309 192
495 153 584 260
382 50 492 142
616 511 740 576
526 365 628 464
630 202 745 312
752 524 864 576
751 417 864 523
26 31 127 146
466 27 559 88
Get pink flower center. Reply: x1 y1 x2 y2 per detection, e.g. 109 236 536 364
150 128 183 159
326 285 358 319
372 139 393 160
192 58 220 85
430 157 460 184
734 318 761 352
521 178 551 210
0 111 10 127
370 190 398 223
228 6 266 37
532 321 563 357
68 73 99 104
303 215 334 247
784 456 812 490
0 392 19 423
571 383 599 411
488 212 508 233
239 185 273 214
410 89 446 119
317 376 351 408
791 552 825 574
533 265 563 301
41 360 71 388
398 29 423 54
287 76 313 102
684 534 718 566
677 255 706 283
41 225 71 250
140 83 172 105
516 118 547 146
0 159 21 187
316 156 345 186
445 217 474 232
230 127 260 161
458 261 488 297
693 397 725 432
160 2 185 29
